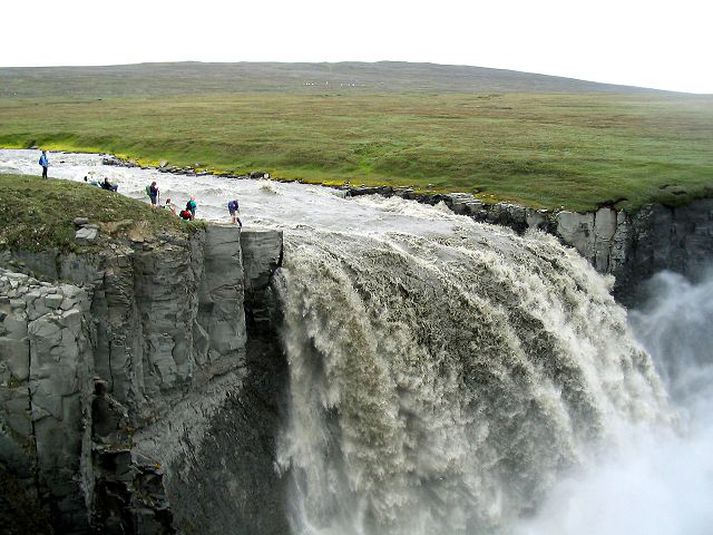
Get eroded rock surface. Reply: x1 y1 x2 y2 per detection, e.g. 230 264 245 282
0 225 286 534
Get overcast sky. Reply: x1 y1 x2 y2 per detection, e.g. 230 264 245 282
1 0 711 93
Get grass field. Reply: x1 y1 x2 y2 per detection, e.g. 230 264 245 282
0 174 198 251
1 63 711 212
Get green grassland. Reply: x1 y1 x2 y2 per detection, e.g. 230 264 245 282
1 63 711 212
0 174 198 251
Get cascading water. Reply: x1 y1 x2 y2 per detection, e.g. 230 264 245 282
1 149 705 534
517 270 713 535
629 271 713 406
274 226 670 534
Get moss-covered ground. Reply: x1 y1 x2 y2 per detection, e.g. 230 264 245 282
0 174 200 251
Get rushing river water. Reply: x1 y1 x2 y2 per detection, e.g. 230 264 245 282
0 149 455 235
1 149 711 534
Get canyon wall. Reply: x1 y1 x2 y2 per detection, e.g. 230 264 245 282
0 226 286 534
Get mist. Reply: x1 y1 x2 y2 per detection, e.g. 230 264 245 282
517 269 713 535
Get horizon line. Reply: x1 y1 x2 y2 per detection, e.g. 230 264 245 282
1 59 709 95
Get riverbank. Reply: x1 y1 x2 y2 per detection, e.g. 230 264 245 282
2 90 712 212
0 174 201 252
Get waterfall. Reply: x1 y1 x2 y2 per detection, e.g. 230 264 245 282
0 148 696 533
275 225 671 534
516 270 713 535
629 270 713 406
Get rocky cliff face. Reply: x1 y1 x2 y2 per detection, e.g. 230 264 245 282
0 226 286 534
551 199 713 300
0 270 95 533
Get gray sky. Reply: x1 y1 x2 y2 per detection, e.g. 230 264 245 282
1 0 711 93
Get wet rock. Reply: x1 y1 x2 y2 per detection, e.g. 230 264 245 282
526 209 550 231
241 230 283 299
486 203 529 232
593 207 618 272
555 211 595 260
444 193 484 216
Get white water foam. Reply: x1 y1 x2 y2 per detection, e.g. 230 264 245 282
275 227 671 534
517 270 713 535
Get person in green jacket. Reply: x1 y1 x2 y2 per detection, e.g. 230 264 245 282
185 196 197 219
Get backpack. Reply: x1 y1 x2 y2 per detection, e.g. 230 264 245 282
145 185 151 197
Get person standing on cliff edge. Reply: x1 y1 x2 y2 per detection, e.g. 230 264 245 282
227 199 242 227
39 150 49 179
186 196 197 219
148 181 159 207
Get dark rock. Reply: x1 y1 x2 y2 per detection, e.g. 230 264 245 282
0 465 53 535
0 227 289 534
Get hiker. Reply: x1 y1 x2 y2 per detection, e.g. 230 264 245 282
39 150 49 179
163 198 177 215
83 175 100 187
185 196 197 219
179 208 193 221
146 182 159 207
101 177 118 192
227 199 242 227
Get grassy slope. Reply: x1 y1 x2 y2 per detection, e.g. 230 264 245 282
1 63 711 212
0 61 666 98
0 174 197 251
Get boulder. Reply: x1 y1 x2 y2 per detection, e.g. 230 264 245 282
75 227 98 243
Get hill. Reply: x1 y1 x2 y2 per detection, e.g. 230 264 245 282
0 61 673 99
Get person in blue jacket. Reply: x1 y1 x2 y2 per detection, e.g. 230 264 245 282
39 150 49 179
227 199 242 227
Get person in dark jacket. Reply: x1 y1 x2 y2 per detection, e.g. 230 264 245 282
101 177 118 192
227 199 242 227
148 182 159 207
39 150 49 179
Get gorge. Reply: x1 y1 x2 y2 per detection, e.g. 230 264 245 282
0 149 711 534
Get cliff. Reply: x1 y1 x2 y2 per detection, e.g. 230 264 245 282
0 225 286 534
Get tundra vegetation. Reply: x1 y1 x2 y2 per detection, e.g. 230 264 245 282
0 174 199 250
1 62 711 211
